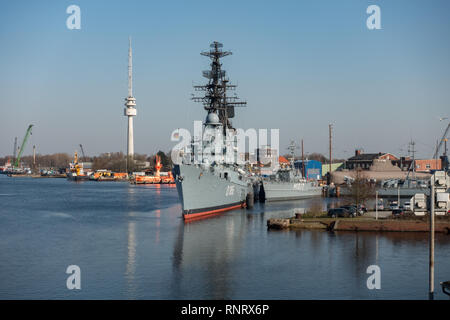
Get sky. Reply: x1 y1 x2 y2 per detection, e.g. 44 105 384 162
0 0 449 160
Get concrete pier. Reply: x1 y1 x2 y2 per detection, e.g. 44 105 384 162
267 216 450 233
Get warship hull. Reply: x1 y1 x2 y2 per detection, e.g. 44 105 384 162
262 181 322 201
173 164 249 220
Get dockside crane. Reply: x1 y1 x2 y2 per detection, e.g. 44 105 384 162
79 144 87 162
14 124 33 168
433 122 450 159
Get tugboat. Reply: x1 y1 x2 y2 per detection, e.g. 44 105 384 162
134 155 175 184
0 159 13 174
172 42 253 221
261 141 322 201
67 151 89 181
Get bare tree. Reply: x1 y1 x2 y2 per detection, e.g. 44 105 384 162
306 197 325 217
345 169 375 207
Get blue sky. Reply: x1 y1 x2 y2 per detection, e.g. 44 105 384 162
0 0 449 159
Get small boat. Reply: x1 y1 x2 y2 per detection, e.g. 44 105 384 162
67 151 90 181
133 155 174 184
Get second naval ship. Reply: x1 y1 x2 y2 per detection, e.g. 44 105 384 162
261 141 322 201
172 42 253 220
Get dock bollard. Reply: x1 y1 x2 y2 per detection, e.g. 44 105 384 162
246 191 254 209
259 183 266 203
253 183 260 201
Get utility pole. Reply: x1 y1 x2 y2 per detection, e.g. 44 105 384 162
33 145 36 171
329 124 332 185
435 140 439 169
427 171 450 299
429 174 435 300
408 140 417 180
301 139 305 178
13 137 17 166
375 191 378 220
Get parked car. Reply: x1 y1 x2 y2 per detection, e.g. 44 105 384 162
404 202 411 210
328 208 354 218
392 209 405 217
340 206 359 216
341 205 365 216
340 205 355 211
389 201 399 210
358 204 368 213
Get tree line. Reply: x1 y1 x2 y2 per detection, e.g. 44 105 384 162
0 151 173 173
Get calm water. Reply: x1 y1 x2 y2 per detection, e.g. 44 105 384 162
0 174 449 300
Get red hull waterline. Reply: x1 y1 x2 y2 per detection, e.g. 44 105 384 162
183 203 245 222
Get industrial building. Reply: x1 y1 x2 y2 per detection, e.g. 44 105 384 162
345 150 398 170
414 159 442 172
294 159 322 180
322 162 344 176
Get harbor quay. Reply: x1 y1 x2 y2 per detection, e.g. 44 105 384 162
267 214 450 233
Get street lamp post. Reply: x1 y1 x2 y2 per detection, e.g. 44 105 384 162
429 175 435 300
375 191 378 220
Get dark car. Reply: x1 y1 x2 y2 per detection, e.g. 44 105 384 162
358 205 368 213
328 208 352 218
392 209 405 217
340 206 359 217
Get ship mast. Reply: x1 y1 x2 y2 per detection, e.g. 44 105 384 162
287 140 297 167
192 41 247 134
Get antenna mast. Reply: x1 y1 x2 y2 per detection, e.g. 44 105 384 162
192 41 247 134
128 37 133 98
408 140 416 180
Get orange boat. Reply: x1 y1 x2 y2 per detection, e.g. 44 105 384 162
160 171 175 184
133 155 174 184
135 175 161 184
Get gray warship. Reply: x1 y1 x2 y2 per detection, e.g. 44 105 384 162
261 141 322 201
172 42 253 220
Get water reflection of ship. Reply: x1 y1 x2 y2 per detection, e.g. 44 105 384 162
171 213 248 299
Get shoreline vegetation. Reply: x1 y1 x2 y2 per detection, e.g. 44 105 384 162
0 151 173 172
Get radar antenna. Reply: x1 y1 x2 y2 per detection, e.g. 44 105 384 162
192 41 247 133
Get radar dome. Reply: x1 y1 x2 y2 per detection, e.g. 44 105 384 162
205 113 220 125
